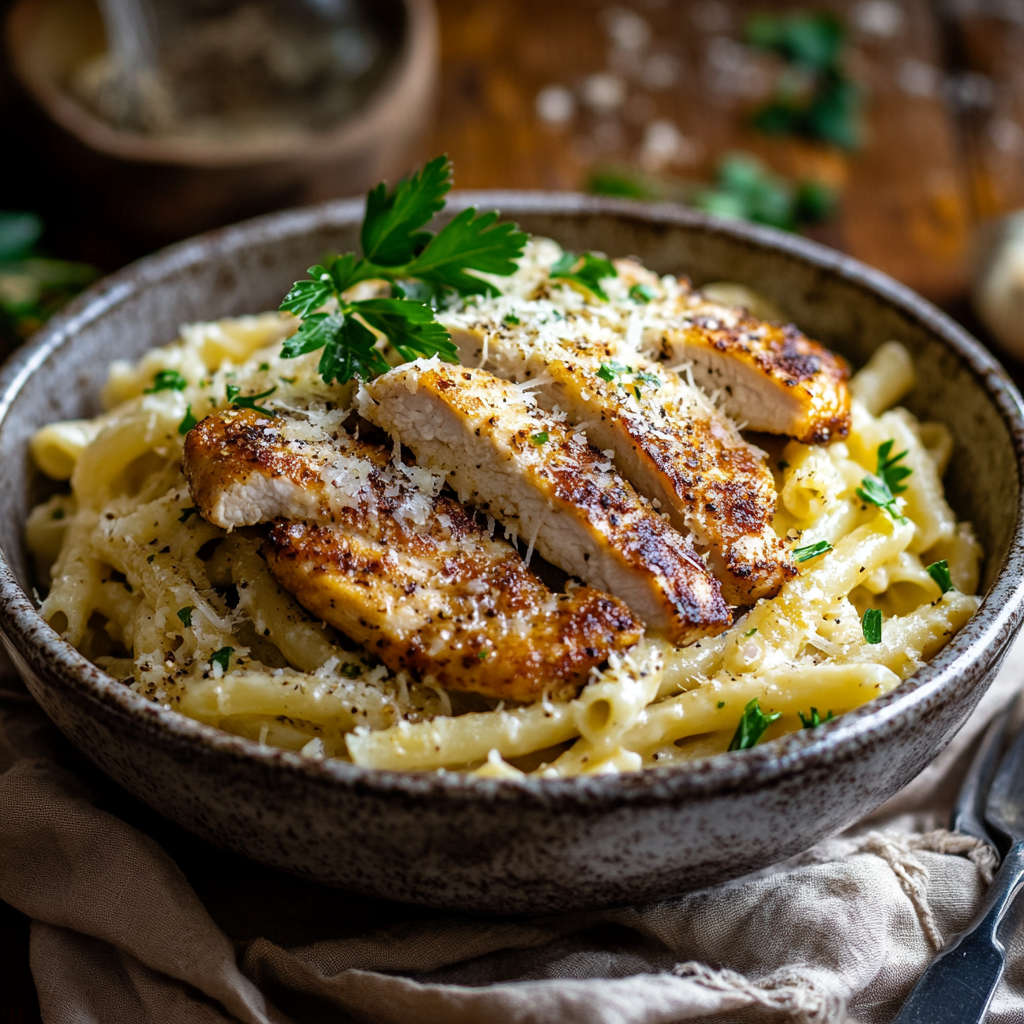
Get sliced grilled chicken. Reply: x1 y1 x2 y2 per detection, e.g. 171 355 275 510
361 362 733 644
446 244 850 444
442 320 793 605
654 308 851 444
183 408 642 700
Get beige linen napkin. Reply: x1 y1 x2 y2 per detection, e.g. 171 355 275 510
2 639 1024 1024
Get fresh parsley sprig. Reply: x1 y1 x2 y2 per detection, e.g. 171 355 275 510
728 697 782 751
856 441 912 524
550 250 618 302
279 155 528 384
876 439 911 495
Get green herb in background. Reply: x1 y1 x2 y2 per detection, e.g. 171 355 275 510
0 212 98 348
279 155 527 385
588 155 837 235
728 697 782 751
744 10 863 151
694 154 837 233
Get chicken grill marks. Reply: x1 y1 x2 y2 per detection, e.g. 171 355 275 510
443 315 793 605
657 310 851 445
183 409 642 701
362 363 733 644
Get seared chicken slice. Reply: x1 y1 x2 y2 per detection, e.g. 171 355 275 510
444 320 793 605
183 409 642 701
361 362 732 644
655 309 851 444
537 357 792 604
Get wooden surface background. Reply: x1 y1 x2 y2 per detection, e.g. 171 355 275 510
4 0 1024 1018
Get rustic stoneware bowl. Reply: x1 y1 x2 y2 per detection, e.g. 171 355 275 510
2 195 1023 914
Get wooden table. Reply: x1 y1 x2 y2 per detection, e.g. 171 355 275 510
3 0 1024 1018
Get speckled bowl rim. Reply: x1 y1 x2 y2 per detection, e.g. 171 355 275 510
2 191 1024 810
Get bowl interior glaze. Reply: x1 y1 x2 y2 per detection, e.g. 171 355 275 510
1 194 1023 913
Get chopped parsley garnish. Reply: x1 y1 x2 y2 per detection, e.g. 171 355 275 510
596 360 632 382
529 431 549 446
742 627 758 637
717 700 726 709
210 647 234 672
146 554 155 563
550 250 618 302
226 384 278 416
340 662 362 679
876 439 911 495
177 405 198 435
178 506 198 523
799 707 834 729
926 559 953 594
862 607 882 645
728 697 782 751
793 540 832 563
636 371 662 389
52 507 64 520
478 650 489 659
856 475 907 524
279 155 526 385
144 369 188 393
503 313 521 325
258 362 270 371
629 282 657 303
177 607 193 628
778 460 790 470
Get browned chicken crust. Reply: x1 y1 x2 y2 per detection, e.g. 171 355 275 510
658 311 851 444
444 312 793 605
537 358 795 604
184 409 642 701
362 363 733 644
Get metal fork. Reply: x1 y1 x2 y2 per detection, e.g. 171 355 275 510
892 707 1024 1023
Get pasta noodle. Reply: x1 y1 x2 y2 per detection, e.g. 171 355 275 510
24 262 984 776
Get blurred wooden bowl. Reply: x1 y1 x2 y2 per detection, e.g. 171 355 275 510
5 0 438 243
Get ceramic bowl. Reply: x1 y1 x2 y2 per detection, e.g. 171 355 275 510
2 195 1023 914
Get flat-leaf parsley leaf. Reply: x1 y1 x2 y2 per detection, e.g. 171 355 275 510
278 155 526 385
145 369 188 393
862 607 882 644
226 384 278 416
728 698 782 751
177 405 198 434
792 540 832 562
798 707 834 729
210 647 234 672
926 559 953 594
550 250 618 301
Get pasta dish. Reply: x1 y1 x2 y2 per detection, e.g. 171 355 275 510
25 165 982 777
